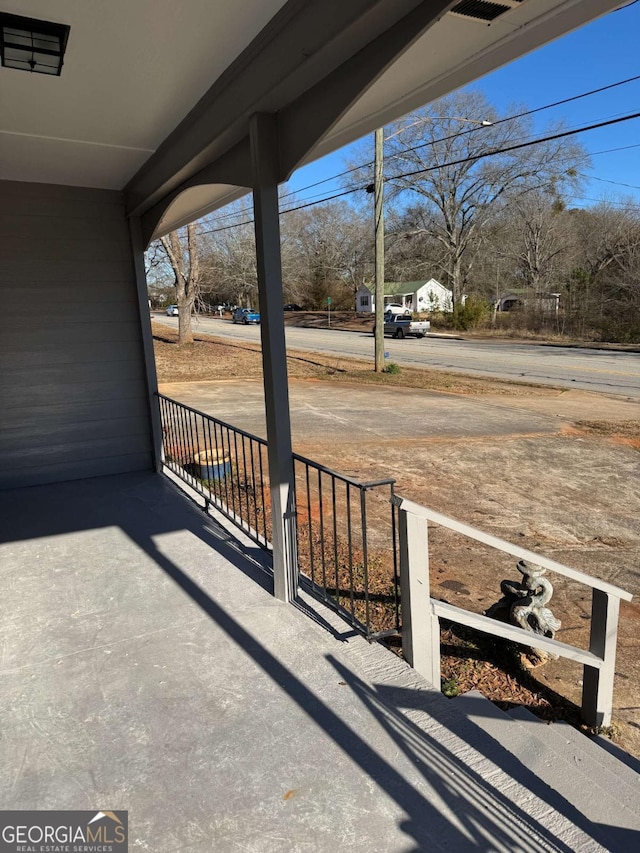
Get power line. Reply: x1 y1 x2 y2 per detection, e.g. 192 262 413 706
318 142 640 205
283 186 366 213
569 195 640 210
194 73 640 229
383 73 640 164
578 172 640 191
280 71 640 198
197 186 367 236
386 110 640 184
194 116 640 239
580 141 640 158
198 140 640 236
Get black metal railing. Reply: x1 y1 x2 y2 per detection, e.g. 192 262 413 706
158 393 270 547
158 396 632 725
292 454 398 639
157 394 400 638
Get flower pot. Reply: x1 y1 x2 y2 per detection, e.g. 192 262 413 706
193 450 231 481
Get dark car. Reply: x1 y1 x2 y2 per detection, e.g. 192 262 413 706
283 304 302 311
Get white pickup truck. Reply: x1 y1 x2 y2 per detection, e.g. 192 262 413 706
374 312 430 339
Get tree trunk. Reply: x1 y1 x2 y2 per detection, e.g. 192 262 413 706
160 225 199 345
177 298 193 344
451 254 463 309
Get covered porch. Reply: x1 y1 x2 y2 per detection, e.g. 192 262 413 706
1 1 636 848
0 471 630 851
1 0 626 591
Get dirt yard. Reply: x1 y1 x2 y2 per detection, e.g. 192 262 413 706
153 322 640 756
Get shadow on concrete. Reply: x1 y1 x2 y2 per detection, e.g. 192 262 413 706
328 657 638 852
140 536 586 851
1 471 630 850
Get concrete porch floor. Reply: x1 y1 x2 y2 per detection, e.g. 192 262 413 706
0 472 629 851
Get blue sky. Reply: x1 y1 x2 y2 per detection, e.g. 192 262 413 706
285 2 640 210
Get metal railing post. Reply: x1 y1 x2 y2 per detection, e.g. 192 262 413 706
582 589 620 727
393 496 440 690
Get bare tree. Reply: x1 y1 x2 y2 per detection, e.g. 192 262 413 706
502 190 574 293
602 216 640 340
145 241 176 307
567 201 640 339
207 219 258 308
350 91 586 307
281 201 370 308
152 223 203 344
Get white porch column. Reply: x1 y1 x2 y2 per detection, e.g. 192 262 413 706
250 113 297 603
129 215 163 472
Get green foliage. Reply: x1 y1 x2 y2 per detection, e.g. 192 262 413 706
452 295 491 330
384 362 401 374
598 316 640 344
442 676 460 698
594 724 620 741
426 291 442 312
564 263 640 343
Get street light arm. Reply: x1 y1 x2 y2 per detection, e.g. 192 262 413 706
384 116 492 142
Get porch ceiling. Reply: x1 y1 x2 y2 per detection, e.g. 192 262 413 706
0 0 288 187
0 1 626 236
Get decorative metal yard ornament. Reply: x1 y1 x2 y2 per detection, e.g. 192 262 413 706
485 559 561 664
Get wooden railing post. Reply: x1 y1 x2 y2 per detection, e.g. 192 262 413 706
394 496 440 690
582 589 620 728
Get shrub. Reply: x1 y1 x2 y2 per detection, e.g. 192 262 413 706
453 295 491 330
442 676 460 698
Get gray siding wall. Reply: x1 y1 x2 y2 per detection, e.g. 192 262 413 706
0 181 153 489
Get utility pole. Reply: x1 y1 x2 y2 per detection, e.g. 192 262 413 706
374 127 385 372
371 115 490 367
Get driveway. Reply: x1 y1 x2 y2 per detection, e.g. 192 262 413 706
159 379 640 597
161 378 566 443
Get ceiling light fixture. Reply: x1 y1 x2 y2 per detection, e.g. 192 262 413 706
0 12 70 76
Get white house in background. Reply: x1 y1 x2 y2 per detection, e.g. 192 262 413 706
356 279 453 314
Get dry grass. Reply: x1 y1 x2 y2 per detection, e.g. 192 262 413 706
152 321 540 396
153 322 348 383
574 420 640 441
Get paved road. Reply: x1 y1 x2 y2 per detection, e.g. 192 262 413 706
155 315 640 399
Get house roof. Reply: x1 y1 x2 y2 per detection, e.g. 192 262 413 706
1 1 625 240
386 280 450 295
384 281 426 296
360 280 449 296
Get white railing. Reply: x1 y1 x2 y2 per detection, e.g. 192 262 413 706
392 494 633 728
